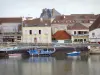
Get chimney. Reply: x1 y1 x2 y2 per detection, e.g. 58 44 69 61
40 17 43 22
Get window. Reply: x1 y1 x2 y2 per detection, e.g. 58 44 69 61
84 39 86 41
17 36 21 38
74 31 76 34
74 39 77 42
78 31 83 34
29 30 32 34
80 39 83 42
92 32 95 37
39 30 41 34
84 31 88 34
17 36 21 40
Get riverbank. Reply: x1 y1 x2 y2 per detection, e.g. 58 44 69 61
0 46 89 58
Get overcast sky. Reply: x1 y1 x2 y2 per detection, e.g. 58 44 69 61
0 0 100 18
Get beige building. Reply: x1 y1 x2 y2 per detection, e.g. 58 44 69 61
67 23 89 43
22 18 52 43
22 26 51 43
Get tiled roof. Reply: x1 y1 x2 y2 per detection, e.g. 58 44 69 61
52 15 75 24
52 14 99 24
0 17 22 23
24 18 51 26
89 15 100 31
67 23 88 30
52 30 71 40
71 14 98 19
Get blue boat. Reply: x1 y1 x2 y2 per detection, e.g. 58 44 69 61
67 51 80 56
27 48 56 56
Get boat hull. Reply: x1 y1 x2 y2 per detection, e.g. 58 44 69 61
27 49 56 56
67 51 80 56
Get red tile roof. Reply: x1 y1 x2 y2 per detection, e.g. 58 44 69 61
67 23 88 30
89 15 100 31
52 30 71 40
0 17 22 23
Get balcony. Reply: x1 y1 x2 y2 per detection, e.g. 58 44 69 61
72 34 89 36
0 32 22 36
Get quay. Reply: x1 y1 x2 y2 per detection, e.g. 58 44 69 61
0 43 91 57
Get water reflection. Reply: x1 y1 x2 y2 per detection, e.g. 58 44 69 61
0 55 100 75
28 57 54 63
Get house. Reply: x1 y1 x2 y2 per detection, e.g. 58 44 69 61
51 14 97 35
51 15 75 34
0 17 22 43
52 30 71 43
67 23 89 43
89 15 100 43
22 18 52 43
51 14 97 43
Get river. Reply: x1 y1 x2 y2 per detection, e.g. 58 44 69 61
0 55 100 75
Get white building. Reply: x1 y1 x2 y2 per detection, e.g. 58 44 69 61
89 15 100 43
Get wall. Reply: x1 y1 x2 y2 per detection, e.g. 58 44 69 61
51 24 67 34
68 29 89 43
89 28 100 42
22 27 52 43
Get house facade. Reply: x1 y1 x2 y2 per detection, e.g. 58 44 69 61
22 18 52 43
67 23 89 43
89 15 100 43
0 17 22 43
22 27 51 43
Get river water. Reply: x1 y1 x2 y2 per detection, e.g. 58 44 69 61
0 55 100 75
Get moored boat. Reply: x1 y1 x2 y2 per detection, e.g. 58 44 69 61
67 51 80 56
27 48 56 56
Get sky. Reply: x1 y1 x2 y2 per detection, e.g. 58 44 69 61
0 0 100 18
